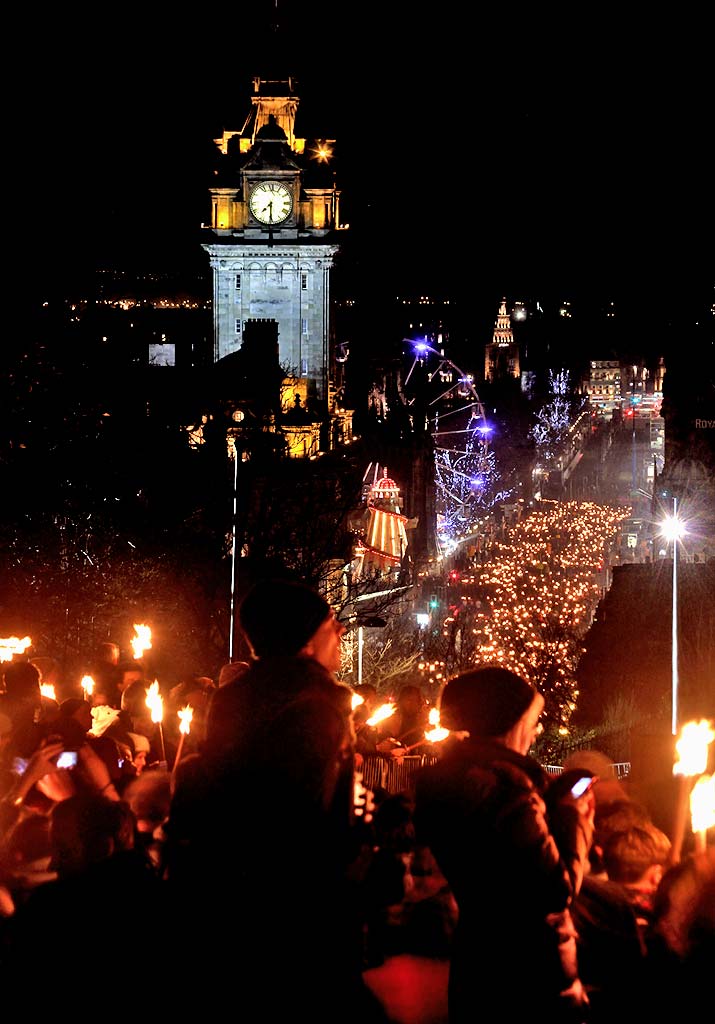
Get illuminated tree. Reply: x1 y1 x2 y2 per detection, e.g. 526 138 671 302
529 369 582 461
435 444 510 540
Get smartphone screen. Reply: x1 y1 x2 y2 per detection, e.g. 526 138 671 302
12 756 29 776
56 750 78 769
570 775 594 798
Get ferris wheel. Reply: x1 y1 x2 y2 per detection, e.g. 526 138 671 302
402 339 498 549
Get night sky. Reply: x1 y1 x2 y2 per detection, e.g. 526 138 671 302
21 2 713 323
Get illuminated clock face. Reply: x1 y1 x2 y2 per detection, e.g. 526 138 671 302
248 181 293 225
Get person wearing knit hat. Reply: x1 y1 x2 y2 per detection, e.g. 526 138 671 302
438 665 540 745
412 666 595 1023
201 583 343 774
238 578 345 674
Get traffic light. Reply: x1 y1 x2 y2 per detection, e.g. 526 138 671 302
429 594 439 609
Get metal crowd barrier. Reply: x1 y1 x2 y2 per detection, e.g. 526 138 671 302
545 762 631 779
358 754 438 795
361 755 631 796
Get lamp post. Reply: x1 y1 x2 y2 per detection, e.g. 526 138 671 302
659 497 686 735
357 625 364 684
228 446 239 660
353 616 387 684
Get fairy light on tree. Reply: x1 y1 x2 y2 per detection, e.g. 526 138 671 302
401 339 505 547
434 434 506 542
530 370 581 462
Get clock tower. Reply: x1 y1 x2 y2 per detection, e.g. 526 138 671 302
202 76 346 410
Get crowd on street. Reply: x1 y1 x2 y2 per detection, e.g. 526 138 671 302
1 578 713 1023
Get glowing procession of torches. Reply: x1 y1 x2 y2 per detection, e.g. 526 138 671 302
671 718 715 862
422 500 633 737
2 622 194 782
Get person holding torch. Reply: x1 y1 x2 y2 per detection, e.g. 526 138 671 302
103 678 176 773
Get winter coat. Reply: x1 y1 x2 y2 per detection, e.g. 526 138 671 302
163 655 386 1023
412 737 593 1023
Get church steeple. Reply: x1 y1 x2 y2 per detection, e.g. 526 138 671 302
493 298 513 347
484 297 520 383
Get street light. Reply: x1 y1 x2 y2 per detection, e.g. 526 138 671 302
353 616 386 683
228 445 239 660
658 497 687 735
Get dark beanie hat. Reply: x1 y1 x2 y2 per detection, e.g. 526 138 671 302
238 579 332 659
439 666 537 737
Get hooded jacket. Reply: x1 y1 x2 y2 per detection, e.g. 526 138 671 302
413 736 593 1023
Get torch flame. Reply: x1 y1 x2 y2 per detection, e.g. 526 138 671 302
674 719 715 778
424 706 450 744
40 683 57 701
351 693 365 711
367 702 397 727
178 704 194 735
145 680 164 723
0 635 32 662
81 675 95 698
690 773 715 834
131 623 152 660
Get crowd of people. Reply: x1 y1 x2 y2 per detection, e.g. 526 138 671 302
0 578 713 1023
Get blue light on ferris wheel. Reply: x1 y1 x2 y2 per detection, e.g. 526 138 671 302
476 424 493 435
414 340 430 354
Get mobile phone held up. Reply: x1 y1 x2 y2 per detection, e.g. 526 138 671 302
547 768 598 803
56 750 78 770
570 775 596 798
